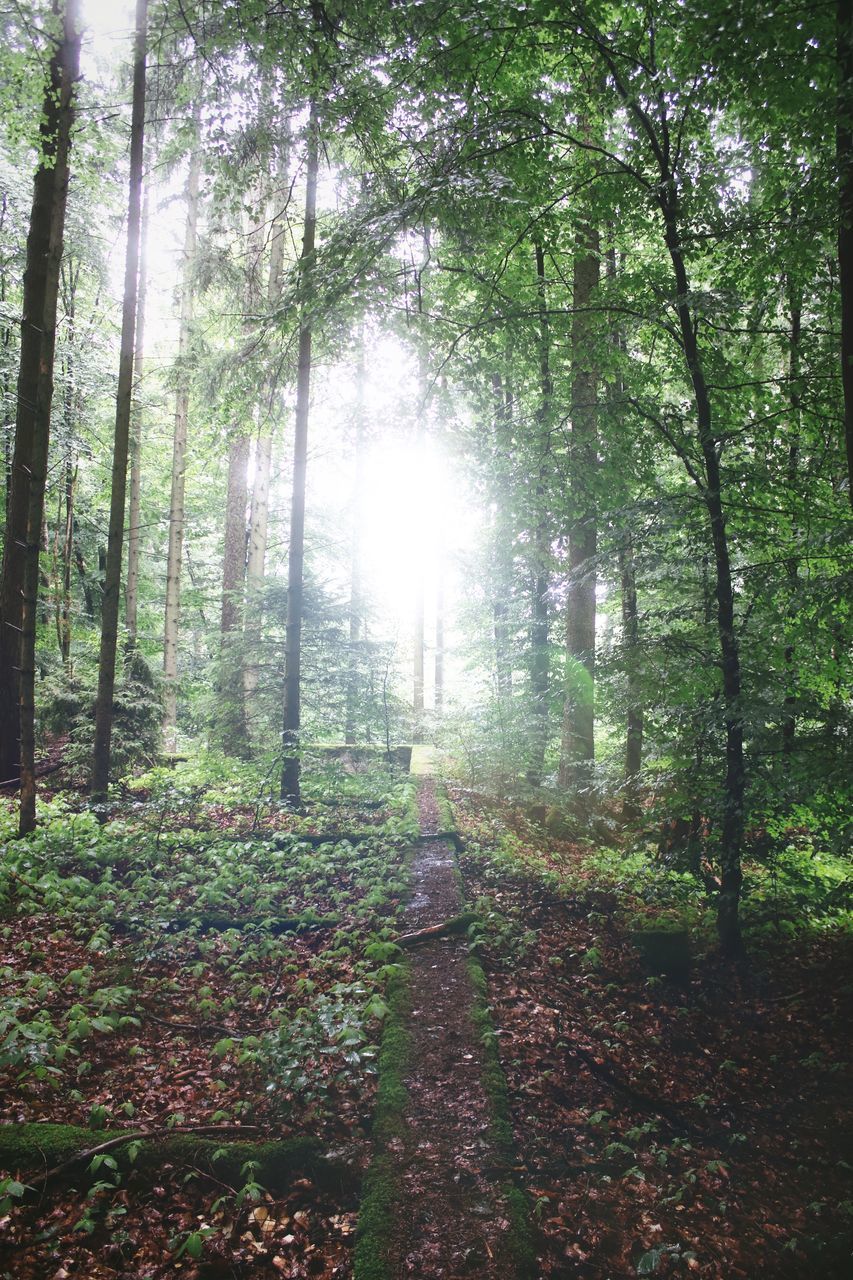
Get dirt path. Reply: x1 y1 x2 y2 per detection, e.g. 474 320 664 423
376 777 516 1277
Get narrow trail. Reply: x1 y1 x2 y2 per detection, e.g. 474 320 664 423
377 774 515 1277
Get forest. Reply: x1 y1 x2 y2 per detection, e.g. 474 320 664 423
0 0 851 1276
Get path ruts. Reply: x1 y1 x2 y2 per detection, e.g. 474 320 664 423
374 776 515 1278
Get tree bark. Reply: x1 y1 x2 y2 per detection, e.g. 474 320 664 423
663 207 745 955
782 285 802 757
839 0 853 507
619 532 643 817
90 0 148 802
162 144 201 754
412 234 431 744
345 335 366 745
559 223 599 794
11 0 83 825
243 179 286 713
0 0 82 797
126 181 150 646
528 242 551 786
281 105 319 805
220 435 250 638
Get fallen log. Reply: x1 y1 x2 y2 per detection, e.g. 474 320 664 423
395 912 478 947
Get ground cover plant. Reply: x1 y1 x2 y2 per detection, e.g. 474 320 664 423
450 786 853 1279
0 755 415 1278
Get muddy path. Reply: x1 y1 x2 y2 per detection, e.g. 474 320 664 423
375 777 516 1278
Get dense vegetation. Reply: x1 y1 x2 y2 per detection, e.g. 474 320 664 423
0 0 851 1276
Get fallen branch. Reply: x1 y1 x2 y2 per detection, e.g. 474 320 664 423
395 913 478 947
27 1124 262 1190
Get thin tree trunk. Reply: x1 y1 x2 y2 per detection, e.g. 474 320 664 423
663 208 745 955
619 533 643 818
243 180 285 711
345 336 366 745
12 0 82 825
220 435 250 638
56 457 74 669
243 432 272 698
412 235 431 744
839 0 853 507
90 0 147 802
126 181 150 645
782 285 802 757
162 144 200 754
559 223 599 793
281 105 319 805
528 242 552 786
434 552 445 717
490 372 513 698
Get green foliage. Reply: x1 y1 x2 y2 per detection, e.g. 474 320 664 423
39 644 161 782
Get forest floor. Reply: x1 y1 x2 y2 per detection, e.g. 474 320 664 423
0 752 851 1278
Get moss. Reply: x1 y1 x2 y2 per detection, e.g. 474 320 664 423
504 1183 538 1278
0 1125 342 1193
433 783 456 835
354 967 411 1278
353 1155 397 1280
466 958 539 1277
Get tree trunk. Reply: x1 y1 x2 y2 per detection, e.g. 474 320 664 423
490 372 513 698
281 105 319 805
345 336 366 745
412 236 431 745
663 207 745 956
0 0 82 796
11 0 83 825
434 553 445 718
90 0 147 802
56 456 75 669
528 242 551 786
782 285 802 757
619 532 643 818
162 143 200 754
559 223 599 794
220 435 250 637
217 430 250 752
839 0 853 507
126 181 150 646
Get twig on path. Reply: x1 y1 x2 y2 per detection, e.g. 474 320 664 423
395 913 478 947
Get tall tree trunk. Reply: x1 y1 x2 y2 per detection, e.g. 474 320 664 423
220 434 250 638
434 555 445 717
782 284 802 757
162 144 200 754
90 0 148 802
11 0 83 825
839 0 853 506
243 185 284 707
528 242 552 786
559 224 599 793
56 456 75 669
345 337 366 745
0 0 82 796
281 106 319 805
619 532 643 818
218 431 250 752
663 207 745 955
411 235 431 744
490 371 513 698
126 181 150 646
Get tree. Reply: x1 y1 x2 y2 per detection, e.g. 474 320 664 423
163 141 201 754
281 103 319 805
91 0 148 801
1 0 83 828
